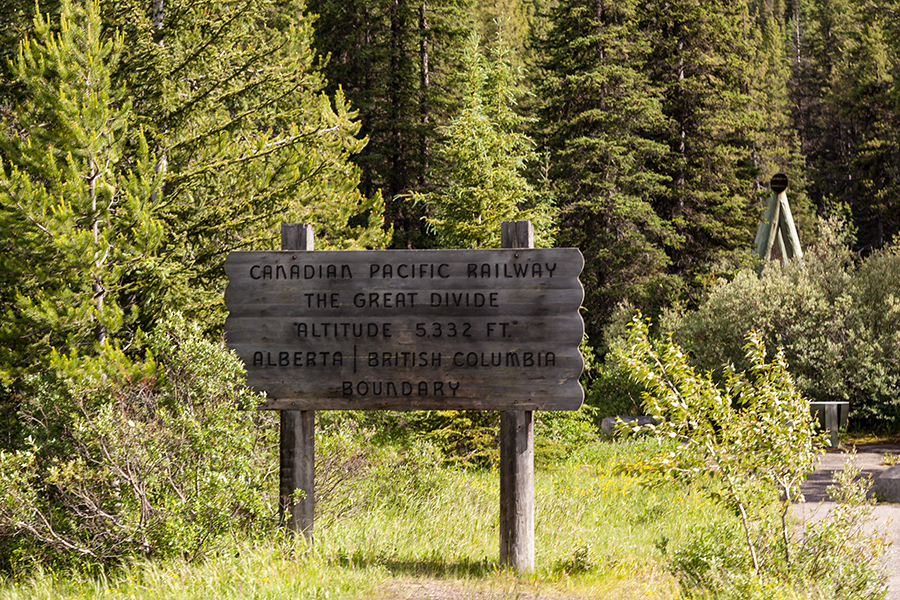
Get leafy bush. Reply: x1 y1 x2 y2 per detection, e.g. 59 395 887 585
580 304 648 423
666 456 887 600
658 215 900 428
667 521 753 593
0 313 277 569
624 317 823 575
584 360 645 422
622 316 886 598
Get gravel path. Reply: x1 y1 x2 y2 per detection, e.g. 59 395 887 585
798 446 900 599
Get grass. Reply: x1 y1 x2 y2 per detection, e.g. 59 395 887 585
0 437 734 600
0 548 382 600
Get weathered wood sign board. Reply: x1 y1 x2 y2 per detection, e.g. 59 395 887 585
224 248 584 411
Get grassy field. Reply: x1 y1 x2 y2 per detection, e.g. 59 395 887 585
0 438 737 600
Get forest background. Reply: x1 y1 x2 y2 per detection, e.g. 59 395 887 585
2 0 900 487
0 0 898 593
4 0 899 345
3 0 899 368
1 0 899 461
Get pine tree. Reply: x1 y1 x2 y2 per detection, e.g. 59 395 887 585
747 0 815 239
787 0 899 250
534 0 679 339
788 0 855 209
414 33 553 249
0 0 163 372
834 0 900 250
475 0 534 68
1 0 392 368
107 0 391 326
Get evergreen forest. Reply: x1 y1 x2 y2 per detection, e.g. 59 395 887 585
0 0 899 594
3 0 899 369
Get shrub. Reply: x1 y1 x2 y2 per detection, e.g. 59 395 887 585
794 452 888 600
623 316 822 575
622 316 886 598
657 215 900 429
584 358 645 422
0 313 277 569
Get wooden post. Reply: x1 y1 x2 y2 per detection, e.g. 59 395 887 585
754 174 802 262
279 223 315 538
499 220 535 572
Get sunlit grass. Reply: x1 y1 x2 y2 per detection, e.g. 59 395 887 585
0 545 383 600
0 437 731 599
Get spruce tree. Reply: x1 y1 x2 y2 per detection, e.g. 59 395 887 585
788 0 855 211
307 0 473 247
834 0 899 249
641 0 763 284
475 0 537 68
534 0 679 340
747 0 815 239
108 0 391 326
1 0 392 363
786 0 899 250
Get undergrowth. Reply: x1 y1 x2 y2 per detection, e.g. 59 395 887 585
0 433 888 600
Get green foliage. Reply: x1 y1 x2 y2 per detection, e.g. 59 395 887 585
622 316 886 598
533 0 680 339
0 0 163 374
745 0 816 243
0 313 277 568
475 1 538 70
0 543 382 600
314 419 445 527
666 520 753 594
584 313 647 421
109 0 391 328
658 214 900 428
793 0 900 251
406 410 501 468
414 32 554 249
667 455 887 599
642 0 763 283
793 453 888 599
3 435 872 598
623 316 823 575
0 0 390 377
307 0 474 248
584 361 644 422
533 406 597 467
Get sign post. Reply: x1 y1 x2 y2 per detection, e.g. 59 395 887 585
279 224 315 537
224 221 584 568
499 220 535 571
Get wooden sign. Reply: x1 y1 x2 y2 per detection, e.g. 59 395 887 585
224 248 584 411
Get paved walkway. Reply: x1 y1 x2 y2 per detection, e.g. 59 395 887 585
798 446 900 599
